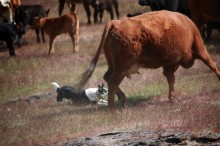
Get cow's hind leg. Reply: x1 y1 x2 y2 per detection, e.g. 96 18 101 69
94 7 99 23
193 36 220 80
48 36 56 55
163 65 179 101
69 30 78 53
116 88 126 108
104 69 127 107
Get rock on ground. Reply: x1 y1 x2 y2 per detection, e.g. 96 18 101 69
60 130 220 146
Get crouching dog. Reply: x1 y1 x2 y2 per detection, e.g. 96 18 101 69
51 82 108 105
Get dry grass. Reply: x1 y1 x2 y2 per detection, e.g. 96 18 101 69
0 0 220 145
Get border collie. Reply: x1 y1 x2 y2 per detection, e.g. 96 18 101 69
51 82 108 105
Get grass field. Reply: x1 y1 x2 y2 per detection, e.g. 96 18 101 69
0 0 220 145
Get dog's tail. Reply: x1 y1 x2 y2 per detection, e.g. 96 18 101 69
51 82 60 91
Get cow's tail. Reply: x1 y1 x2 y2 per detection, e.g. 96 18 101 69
51 82 60 91
75 22 111 88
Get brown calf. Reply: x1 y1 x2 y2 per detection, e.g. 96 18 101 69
33 12 79 54
76 10 220 108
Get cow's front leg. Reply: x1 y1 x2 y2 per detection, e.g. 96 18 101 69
41 29 46 43
17 33 23 47
6 40 16 56
99 10 104 23
83 3 91 24
109 7 114 20
48 36 55 55
93 7 99 23
163 65 179 101
35 28 41 43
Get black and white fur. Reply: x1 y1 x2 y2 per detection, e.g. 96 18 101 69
51 82 108 105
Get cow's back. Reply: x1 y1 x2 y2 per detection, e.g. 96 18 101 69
104 10 198 68
42 13 77 35
15 5 47 26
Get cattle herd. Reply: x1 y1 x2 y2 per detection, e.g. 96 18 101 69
0 0 219 56
0 0 220 107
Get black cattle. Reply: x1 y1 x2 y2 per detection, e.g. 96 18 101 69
59 0 97 24
202 21 220 41
14 5 50 47
0 22 21 56
96 0 119 23
138 0 190 17
127 12 142 17
83 0 98 24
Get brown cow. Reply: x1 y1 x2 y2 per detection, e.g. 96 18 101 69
0 0 21 23
188 0 220 32
10 0 21 10
33 12 79 55
76 10 220 107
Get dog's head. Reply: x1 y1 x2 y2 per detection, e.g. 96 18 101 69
97 83 108 98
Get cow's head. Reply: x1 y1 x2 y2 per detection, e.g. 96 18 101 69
22 10 31 26
14 22 26 35
32 17 42 29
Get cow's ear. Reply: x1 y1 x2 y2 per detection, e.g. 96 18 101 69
46 9 50 16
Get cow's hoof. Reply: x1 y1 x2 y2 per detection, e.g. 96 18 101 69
10 54 16 57
169 97 179 103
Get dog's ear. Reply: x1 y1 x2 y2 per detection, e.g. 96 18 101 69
46 9 50 16
98 84 101 89
101 83 104 88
